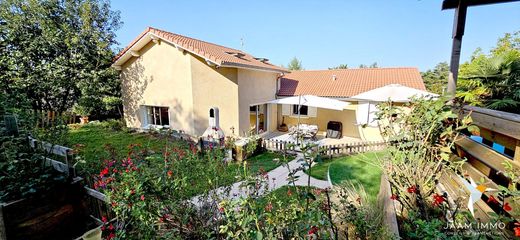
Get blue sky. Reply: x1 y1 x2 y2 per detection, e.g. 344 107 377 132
111 0 520 71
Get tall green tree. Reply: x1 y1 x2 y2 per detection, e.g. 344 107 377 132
0 0 122 116
421 62 449 95
287 57 303 70
457 31 520 113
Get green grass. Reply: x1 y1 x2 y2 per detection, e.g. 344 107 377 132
67 124 186 174
257 185 314 207
68 124 292 178
308 151 387 197
246 151 294 174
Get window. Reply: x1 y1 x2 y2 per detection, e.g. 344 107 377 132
250 106 257 112
145 106 169 126
292 105 308 115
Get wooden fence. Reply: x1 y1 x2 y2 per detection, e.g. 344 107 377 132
33 110 77 127
261 138 386 157
26 137 111 222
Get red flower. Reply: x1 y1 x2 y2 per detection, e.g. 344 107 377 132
265 202 273 212
140 195 145 201
107 232 116 240
108 224 114 231
218 207 225 213
287 189 293 196
167 170 173 177
514 223 520 237
390 194 398 200
407 186 417 194
487 195 499 204
503 202 512 212
99 167 109 177
101 216 108 223
308 226 319 235
432 193 445 206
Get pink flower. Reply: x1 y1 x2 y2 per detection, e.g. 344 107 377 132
140 195 145 201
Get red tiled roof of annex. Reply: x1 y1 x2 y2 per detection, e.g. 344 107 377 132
114 27 287 73
277 67 426 98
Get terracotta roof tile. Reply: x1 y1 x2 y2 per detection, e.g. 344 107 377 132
278 68 426 97
114 27 287 73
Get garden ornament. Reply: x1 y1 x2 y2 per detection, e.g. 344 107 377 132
458 175 497 217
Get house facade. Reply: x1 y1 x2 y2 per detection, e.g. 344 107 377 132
113 27 287 137
273 68 426 141
114 27 427 141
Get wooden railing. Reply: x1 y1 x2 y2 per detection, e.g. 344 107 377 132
319 141 386 157
33 110 77 127
26 137 111 222
261 138 386 157
439 105 520 235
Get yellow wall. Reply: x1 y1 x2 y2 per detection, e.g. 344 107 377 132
237 69 279 135
121 41 195 133
120 40 279 137
279 103 385 141
190 56 239 136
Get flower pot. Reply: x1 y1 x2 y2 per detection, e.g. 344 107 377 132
80 116 89 124
82 227 102 240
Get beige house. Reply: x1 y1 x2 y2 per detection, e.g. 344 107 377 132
275 68 426 141
114 27 427 141
113 27 288 137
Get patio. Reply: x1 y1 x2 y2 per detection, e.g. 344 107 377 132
261 129 363 146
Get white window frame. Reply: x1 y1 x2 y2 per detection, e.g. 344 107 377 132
142 105 170 128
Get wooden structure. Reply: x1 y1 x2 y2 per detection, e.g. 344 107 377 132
438 105 520 235
261 138 386 157
0 137 112 240
442 0 520 95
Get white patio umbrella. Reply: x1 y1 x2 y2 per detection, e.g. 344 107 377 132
265 95 349 111
262 95 349 144
350 84 438 102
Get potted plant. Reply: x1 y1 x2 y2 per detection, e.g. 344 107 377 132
73 104 92 124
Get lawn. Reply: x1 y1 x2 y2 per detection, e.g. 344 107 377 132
67 123 290 178
67 124 184 174
308 151 386 197
246 151 294 174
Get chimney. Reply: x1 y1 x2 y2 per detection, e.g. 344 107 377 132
332 75 337 81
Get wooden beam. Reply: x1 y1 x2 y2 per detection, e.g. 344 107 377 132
447 0 467 96
442 0 520 10
129 50 140 57
455 136 520 173
463 105 520 140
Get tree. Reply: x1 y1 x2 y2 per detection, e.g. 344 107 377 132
329 64 348 70
0 0 122 117
287 57 303 70
457 31 520 113
359 62 378 68
421 62 449 95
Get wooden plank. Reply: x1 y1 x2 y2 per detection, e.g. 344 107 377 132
377 175 400 237
455 136 520 173
0 205 6 240
463 105 520 140
479 127 517 151
28 136 72 156
85 187 106 202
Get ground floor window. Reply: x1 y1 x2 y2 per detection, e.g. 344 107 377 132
144 106 169 126
292 105 308 116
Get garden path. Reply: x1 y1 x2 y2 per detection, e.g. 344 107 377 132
191 153 331 206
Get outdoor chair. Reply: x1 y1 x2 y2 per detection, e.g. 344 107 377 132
325 121 342 139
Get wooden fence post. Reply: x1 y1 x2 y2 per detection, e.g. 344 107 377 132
0 204 6 240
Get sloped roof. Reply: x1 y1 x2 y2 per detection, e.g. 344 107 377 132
114 27 288 73
278 67 426 98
